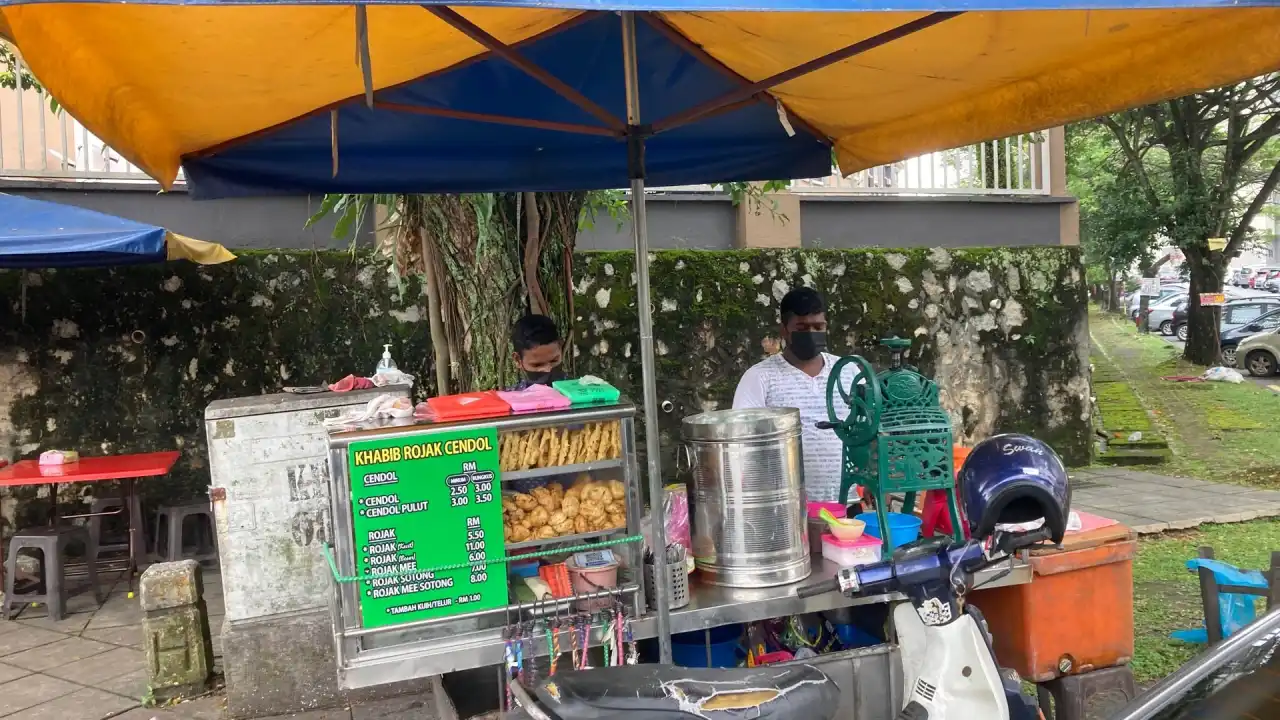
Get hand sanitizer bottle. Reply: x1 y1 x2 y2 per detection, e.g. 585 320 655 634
374 344 398 378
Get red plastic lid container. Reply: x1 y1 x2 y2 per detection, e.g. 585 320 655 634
426 391 512 422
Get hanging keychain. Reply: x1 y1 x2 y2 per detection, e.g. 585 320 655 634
624 610 638 665
517 621 529 688
547 618 561 676
602 614 615 667
579 615 591 669
503 632 517 711
614 603 625 666
568 614 580 671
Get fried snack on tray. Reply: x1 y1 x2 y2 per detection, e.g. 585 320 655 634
530 486 555 510
560 495 580 519
606 479 625 500
512 492 539 512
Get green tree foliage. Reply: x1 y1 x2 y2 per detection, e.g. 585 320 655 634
1 43 59 113
1069 123 1165 311
1078 75 1280 364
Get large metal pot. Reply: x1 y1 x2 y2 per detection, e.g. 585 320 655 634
680 408 811 587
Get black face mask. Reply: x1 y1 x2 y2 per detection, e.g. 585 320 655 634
788 331 827 361
524 366 567 386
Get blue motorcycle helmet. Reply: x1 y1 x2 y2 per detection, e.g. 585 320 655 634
958 434 1071 544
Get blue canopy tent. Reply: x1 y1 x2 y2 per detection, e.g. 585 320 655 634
4 0 1278 669
0 193 236 268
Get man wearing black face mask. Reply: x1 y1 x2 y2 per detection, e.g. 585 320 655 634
732 288 856 503
509 314 567 390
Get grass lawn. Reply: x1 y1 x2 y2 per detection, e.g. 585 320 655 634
1131 518 1280 682
1089 308 1280 487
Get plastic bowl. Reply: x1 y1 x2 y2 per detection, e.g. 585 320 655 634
827 518 866 541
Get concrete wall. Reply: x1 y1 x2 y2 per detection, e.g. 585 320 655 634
800 195 1069 249
4 181 1072 253
1 180 367 251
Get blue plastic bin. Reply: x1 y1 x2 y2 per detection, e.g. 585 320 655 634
671 624 743 668
857 512 923 550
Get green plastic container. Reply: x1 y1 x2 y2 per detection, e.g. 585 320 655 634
553 378 621 406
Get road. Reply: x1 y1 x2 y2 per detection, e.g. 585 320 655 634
1157 334 1280 393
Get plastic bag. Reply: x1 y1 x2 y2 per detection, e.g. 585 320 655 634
1203 366 1245 383
1170 558 1266 644
642 483 693 573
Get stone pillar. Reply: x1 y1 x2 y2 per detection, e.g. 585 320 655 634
1048 126 1080 247
734 185 802 248
140 560 215 703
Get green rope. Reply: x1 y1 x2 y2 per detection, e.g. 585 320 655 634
323 535 643 584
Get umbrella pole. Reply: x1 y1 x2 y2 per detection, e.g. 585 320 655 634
621 10 672 665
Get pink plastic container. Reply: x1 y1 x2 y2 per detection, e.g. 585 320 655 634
807 501 847 519
821 533 882 567
496 384 572 414
566 554 619 611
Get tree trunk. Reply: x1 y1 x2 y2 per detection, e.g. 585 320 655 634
523 191 549 317
1182 246 1226 366
419 232 451 395
1107 268 1121 313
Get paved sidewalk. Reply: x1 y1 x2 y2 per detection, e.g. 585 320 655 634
1070 467 1280 534
0 568 227 720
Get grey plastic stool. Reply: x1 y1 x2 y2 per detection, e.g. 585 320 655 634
154 502 218 563
3 526 104 621
87 495 143 556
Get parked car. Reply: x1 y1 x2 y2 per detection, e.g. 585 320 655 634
1219 307 1280 367
1140 294 1188 334
1266 270 1280 293
1129 285 1187 321
1171 296 1280 342
1247 267 1279 288
1230 266 1253 286
1239 327 1280 376
1110 607 1280 720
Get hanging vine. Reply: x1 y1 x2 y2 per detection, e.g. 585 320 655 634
309 191 587 394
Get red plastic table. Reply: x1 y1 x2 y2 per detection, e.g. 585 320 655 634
0 451 180 588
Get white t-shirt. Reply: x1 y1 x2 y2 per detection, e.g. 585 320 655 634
732 352 856 503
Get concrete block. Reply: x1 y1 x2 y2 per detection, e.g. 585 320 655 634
140 560 203 611
141 561 214 703
222 609 434 719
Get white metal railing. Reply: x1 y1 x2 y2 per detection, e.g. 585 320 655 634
791 136 1051 195
0 49 181 183
652 136 1050 196
4 48 1047 195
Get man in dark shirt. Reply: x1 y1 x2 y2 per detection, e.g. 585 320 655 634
508 314 567 493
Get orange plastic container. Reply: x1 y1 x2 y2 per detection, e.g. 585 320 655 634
971 539 1136 681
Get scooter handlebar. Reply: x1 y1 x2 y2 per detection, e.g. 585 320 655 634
794 577 841 599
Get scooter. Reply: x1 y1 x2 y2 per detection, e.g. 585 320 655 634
503 527 1051 720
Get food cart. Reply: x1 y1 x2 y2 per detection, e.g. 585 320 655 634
321 392 1031 712
5 2 1274 716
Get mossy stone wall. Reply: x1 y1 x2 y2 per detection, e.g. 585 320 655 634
1 246 1088 537
571 247 1091 470
0 252 432 534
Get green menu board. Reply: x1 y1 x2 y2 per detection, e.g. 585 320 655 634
347 428 507 629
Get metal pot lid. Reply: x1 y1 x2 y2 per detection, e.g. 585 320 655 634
681 407 801 442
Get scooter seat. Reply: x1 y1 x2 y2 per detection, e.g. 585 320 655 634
533 664 839 720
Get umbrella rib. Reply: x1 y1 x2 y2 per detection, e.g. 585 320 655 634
638 13 829 146
423 6 626 132
375 101 623 137
649 11 964 135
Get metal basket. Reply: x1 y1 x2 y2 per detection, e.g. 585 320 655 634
645 560 690 610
